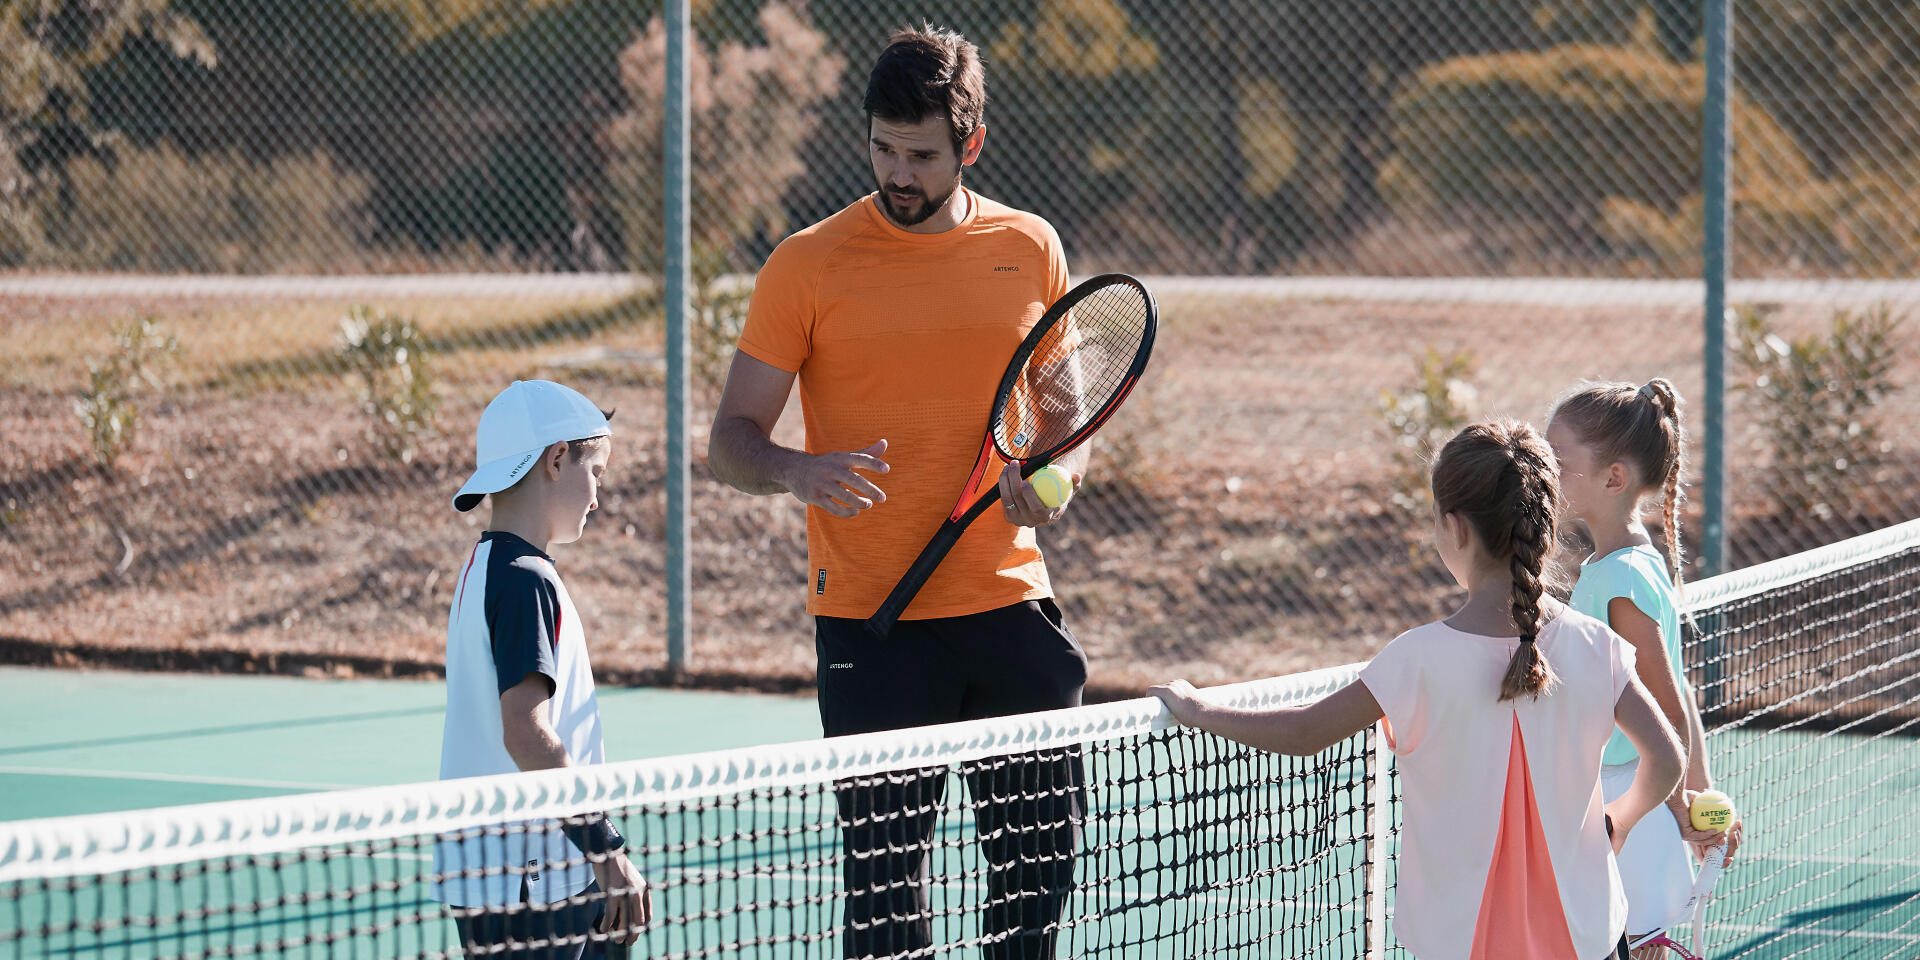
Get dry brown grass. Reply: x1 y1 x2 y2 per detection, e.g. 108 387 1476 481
3 287 1917 698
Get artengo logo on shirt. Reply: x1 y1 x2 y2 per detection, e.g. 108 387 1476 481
994 265 1020 272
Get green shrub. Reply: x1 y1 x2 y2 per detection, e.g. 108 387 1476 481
1378 347 1478 515
339 306 438 464
1733 304 1903 518
0 131 41 265
43 144 372 272
607 1 841 380
74 317 179 471
692 284 753 389
1599 172 1920 277
609 2 841 285
1385 45 1811 260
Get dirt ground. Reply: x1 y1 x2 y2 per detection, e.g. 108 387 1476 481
3 287 1916 699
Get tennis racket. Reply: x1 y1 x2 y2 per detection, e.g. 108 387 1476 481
1627 843 1727 959
864 273 1157 639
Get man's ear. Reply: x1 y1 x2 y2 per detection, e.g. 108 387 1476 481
960 124 986 166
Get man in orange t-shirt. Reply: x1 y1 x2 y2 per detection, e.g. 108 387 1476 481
707 24 1087 960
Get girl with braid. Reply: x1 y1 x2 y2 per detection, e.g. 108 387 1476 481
1153 421 1684 960
1547 381 1746 956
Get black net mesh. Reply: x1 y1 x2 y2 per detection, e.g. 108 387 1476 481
0 670 1379 960
1684 532 1920 959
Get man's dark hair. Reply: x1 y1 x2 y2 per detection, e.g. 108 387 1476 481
862 25 986 150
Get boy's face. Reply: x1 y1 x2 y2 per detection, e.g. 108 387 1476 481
549 438 611 545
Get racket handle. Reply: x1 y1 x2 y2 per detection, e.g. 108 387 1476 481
1690 844 1727 950
866 488 1006 639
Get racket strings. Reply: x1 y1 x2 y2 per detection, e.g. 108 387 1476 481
995 284 1152 461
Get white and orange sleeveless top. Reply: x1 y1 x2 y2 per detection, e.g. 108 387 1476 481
1359 609 1635 960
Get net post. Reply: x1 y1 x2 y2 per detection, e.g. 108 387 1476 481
663 0 692 676
1364 722 1389 960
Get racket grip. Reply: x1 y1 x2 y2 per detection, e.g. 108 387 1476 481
1689 844 1727 951
865 487 1006 639
866 525 969 639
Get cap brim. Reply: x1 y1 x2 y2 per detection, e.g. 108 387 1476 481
451 446 545 512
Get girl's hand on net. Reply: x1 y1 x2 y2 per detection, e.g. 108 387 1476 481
1148 680 1206 727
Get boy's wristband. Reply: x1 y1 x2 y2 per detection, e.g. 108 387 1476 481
559 814 626 856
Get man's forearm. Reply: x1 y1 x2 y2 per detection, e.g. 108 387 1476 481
1058 444 1092 481
709 415 801 496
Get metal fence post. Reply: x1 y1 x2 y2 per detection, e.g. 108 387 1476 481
1697 0 1734 713
1702 0 1732 581
665 0 692 676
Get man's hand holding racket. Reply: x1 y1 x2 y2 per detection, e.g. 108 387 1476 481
778 439 891 518
999 460 1078 527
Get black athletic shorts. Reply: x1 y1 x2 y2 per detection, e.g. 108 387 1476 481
815 597 1088 735
814 599 1088 959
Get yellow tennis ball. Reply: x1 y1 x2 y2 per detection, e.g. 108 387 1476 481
1690 790 1735 832
1029 464 1075 509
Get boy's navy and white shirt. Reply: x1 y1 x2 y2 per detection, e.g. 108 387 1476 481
431 531 606 907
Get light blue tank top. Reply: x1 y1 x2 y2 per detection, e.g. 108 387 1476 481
1568 544 1685 766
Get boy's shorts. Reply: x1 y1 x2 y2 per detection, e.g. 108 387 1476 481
453 880 611 959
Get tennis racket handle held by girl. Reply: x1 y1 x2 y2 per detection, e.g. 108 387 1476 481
864 274 1157 640
1689 843 1727 949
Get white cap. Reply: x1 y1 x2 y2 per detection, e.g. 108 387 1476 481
452 380 611 512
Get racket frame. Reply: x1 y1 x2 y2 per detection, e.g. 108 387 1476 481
865 273 1157 638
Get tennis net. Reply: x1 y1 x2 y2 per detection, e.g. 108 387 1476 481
0 665 1387 959
4 517 1919 959
1683 517 1920 959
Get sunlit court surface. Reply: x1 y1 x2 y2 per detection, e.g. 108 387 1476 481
4 524 1919 958
6 1 1920 958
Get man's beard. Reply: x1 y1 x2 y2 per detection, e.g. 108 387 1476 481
878 173 962 227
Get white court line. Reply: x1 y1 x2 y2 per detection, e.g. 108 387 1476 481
0 764 354 792
1755 853 1920 868
1711 922 1920 945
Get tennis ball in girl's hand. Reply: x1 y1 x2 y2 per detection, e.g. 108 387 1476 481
1690 790 1735 832
1029 464 1075 509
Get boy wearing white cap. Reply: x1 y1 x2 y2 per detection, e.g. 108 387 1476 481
432 379 649 958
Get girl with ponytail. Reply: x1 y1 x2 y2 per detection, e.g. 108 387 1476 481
1549 380 1746 956
1152 420 1682 960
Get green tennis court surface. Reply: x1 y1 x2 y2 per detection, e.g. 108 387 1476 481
6 520 1920 959
3 668 1915 959
3 672 1381 959
0 667 824 820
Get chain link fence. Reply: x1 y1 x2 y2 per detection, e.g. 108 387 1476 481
3 0 1918 692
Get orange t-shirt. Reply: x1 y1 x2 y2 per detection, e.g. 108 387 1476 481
737 189 1070 619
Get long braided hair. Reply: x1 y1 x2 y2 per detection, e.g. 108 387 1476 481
1431 420 1563 701
1550 379 1689 599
